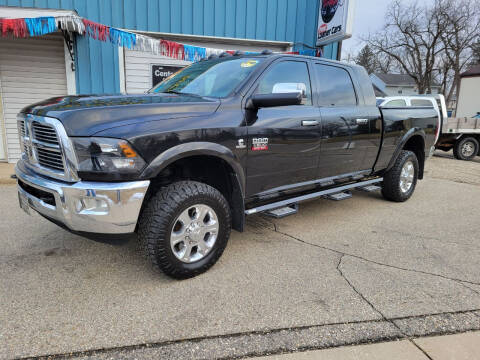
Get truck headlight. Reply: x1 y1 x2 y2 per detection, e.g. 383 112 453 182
72 138 146 178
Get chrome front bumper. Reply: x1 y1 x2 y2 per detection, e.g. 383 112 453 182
15 160 150 234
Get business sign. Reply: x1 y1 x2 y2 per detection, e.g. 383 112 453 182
316 0 355 46
152 65 184 87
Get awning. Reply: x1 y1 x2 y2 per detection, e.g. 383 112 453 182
0 6 77 19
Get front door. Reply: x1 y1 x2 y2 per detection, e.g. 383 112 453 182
245 59 321 198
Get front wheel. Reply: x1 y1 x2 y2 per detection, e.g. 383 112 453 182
453 137 479 161
382 150 419 202
138 181 231 279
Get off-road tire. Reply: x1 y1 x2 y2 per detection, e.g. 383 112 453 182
453 137 479 161
138 181 231 279
381 150 419 202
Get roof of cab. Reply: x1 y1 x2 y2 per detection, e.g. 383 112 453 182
212 52 352 67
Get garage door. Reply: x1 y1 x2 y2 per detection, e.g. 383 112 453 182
0 33 68 163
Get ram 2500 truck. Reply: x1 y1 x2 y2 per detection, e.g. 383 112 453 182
15 54 439 278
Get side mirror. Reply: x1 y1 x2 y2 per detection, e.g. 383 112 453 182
246 92 302 110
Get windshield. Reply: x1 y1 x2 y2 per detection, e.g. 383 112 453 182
149 57 263 98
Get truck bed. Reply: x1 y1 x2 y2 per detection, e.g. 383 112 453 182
443 117 480 134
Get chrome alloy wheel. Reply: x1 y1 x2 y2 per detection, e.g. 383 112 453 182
461 141 476 158
170 204 219 263
399 160 415 193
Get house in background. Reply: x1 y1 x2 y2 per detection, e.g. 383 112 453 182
455 64 480 118
370 73 441 96
372 83 387 97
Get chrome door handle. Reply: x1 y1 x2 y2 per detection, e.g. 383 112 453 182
302 120 319 126
356 118 369 125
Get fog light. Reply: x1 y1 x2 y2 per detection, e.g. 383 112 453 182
76 197 109 214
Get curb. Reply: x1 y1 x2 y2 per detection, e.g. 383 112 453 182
0 175 17 185
0 163 17 185
0 176 17 185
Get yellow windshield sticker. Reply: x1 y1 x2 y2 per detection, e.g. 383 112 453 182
241 60 258 68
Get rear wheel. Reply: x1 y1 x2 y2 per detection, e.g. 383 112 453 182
382 150 419 202
453 137 479 161
138 181 231 279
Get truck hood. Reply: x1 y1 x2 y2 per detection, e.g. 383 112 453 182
21 93 220 136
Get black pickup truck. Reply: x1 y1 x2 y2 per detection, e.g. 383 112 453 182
16 53 439 278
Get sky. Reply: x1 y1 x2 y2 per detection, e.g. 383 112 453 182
341 0 389 57
341 0 435 58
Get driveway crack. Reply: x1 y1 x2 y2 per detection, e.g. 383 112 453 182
460 282 480 297
336 254 383 320
262 218 480 288
336 254 434 360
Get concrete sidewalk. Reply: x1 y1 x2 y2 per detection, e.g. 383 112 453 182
253 331 480 360
0 163 16 185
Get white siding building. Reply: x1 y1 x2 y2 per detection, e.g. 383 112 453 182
370 73 441 97
455 64 480 118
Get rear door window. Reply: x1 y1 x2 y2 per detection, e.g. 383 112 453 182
314 64 357 107
411 99 433 107
384 99 407 107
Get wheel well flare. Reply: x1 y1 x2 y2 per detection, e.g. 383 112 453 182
146 155 245 232
403 135 425 179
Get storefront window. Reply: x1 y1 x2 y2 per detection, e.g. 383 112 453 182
149 57 263 98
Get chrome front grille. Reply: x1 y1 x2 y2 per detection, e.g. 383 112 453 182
18 120 29 154
32 122 59 145
31 122 64 171
19 120 26 137
17 114 79 182
36 146 64 171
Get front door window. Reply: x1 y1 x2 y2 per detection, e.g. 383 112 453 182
255 61 312 105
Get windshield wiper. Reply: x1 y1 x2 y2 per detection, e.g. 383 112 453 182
164 90 203 97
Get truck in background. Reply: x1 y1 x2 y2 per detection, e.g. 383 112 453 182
378 94 480 161
436 64 480 161
431 95 480 161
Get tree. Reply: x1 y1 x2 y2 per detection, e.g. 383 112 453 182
436 55 454 96
471 41 480 65
365 0 480 100
437 0 480 102
366 0 446 94
375 52 394 73
354 45 378 74
352 45 393 74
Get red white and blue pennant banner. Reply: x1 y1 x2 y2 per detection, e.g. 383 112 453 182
0 15 318 61
0 17 57 38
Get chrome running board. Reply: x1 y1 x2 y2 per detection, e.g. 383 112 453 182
245 178 383 215
324 191 352 201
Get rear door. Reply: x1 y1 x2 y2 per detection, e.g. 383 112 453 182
245 59 322 197
313 63 380 179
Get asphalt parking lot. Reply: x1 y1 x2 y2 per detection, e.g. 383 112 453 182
1 152 479 360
